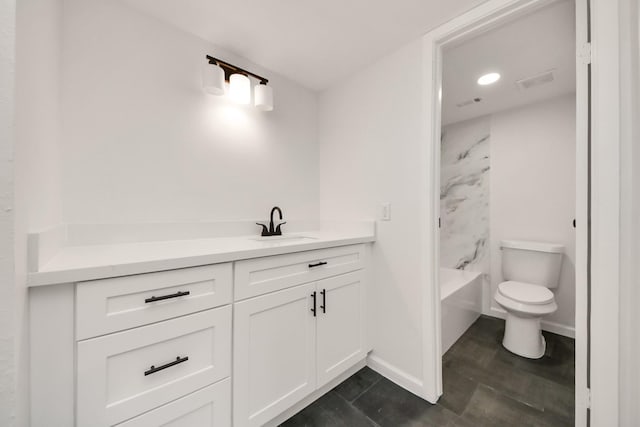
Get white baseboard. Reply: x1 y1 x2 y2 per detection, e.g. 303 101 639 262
540 319 576 339
366 354 429 402
487 307 576 339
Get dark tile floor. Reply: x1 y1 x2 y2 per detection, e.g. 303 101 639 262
280 315 575 427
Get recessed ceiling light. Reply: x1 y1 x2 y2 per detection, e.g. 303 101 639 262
477 72 501 86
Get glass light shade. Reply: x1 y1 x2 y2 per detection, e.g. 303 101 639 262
202 61 225 95
254 84 274 111
229 74 251 105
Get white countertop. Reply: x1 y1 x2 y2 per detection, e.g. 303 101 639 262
27 230 375 287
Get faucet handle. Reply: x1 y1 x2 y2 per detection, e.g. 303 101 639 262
256 223 269 236
274 221 287 235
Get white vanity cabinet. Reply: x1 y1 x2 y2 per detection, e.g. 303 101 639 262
29 241 370 427
31 263 234 427
233 245 366 427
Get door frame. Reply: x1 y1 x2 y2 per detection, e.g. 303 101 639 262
419 0 610 425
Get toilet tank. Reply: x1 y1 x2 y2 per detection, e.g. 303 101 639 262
501 240 564 288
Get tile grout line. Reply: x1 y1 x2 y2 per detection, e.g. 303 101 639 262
332 375 383 427
330 390 381 427
344 398 382 427
347 375 383 404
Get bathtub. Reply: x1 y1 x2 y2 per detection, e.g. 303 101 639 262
440 267 483 355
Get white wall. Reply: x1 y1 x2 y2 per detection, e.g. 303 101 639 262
319 40 427 391
13 0 66 425
61 0 319 225
0 1 17 425
15 0 64 232
489 94 576 332
0 0 60 424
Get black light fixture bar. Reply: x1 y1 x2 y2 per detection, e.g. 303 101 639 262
206 55 269 85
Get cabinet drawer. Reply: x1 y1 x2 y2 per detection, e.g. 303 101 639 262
115 378 230 427
77 307 231 427
76 264 232 339
234 244 364 300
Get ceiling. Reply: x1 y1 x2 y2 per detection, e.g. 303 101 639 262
442 0 576 125
119 0 487 91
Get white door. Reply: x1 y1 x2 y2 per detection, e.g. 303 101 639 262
316 271 365 388
233 283 317 427
574 0 590 425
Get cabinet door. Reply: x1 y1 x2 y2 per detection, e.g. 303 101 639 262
316 271 366 388
233 283 317 427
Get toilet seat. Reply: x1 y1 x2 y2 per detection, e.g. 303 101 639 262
498 281 554 305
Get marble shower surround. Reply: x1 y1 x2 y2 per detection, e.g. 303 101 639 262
440 115 490 276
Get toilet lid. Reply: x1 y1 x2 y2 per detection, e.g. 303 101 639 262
498 281 554 305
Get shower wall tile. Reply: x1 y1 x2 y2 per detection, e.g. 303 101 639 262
440 116 490 276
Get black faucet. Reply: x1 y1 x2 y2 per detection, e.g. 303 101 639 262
256 206 287 236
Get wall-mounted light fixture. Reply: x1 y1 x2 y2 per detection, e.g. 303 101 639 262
229 74 251 105
204 55 274 111
202 60 225 95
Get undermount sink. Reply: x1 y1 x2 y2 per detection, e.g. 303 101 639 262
250 235 317 242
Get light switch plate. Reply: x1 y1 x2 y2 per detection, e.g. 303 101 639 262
381 203 391 221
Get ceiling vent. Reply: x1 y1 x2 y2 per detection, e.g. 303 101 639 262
456 97 482 108
515 70 555 90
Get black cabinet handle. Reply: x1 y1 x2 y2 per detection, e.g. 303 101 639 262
308 261 328 268
311 291 317 317
320 289 326 313
144 356 189 376
145 291 190 303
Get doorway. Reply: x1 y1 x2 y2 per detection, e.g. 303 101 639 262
421 0 590 425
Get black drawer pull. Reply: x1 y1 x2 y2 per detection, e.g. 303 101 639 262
144 356 189 376
311 291 317 317
145 291 190 303
320 289 326 314
308 261 328 268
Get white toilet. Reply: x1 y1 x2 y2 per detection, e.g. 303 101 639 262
494 240 564 359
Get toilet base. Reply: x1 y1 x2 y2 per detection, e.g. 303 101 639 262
502 313 546 359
